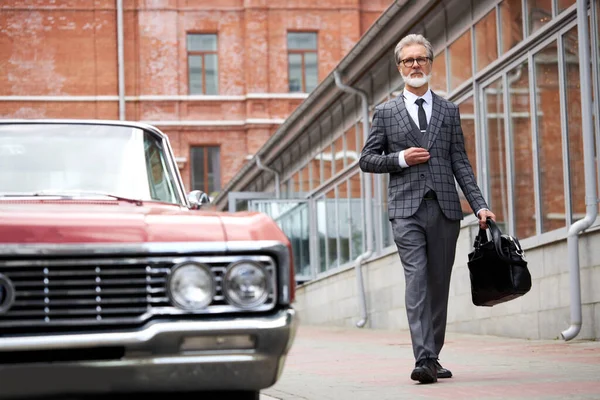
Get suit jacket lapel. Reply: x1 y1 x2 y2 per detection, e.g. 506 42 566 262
427 92 446 150
393 96 422 148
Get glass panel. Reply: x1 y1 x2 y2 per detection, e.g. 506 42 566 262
252 201 310 281
282 204 307 279
188 55 203 95
430 51 447 95
345 125 360 165
305 52 318 92
484 78 509 232
357 120 365 147
322 146 333 183
287 179 293 199
458 96 477 217
191 147 205 191
564 27 585 222
286 176 295 198
337 181 351 267
299 166 309 195
204 54 218 95
325 188 338 269
558 0 576 13
500 0 524 54
309 157 321 191
475 9 498 72
187 34 217 51
288 53 303 92
508 61 536 239
329 142 336 177
295 171 302 194
529 0 553 35
300 204 310 279
288 32 317 50
316 196 327 273
349 173 363 260
334 134 345 173
449 30 473 91
207 146 220 195
535 41 565 232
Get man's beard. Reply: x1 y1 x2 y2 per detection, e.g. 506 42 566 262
401 70 431 88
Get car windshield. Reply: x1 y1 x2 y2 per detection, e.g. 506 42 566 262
0 123 182 205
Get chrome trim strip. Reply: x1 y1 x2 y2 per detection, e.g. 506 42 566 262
0 309 295 351
0 255 274 267
0 241 283 256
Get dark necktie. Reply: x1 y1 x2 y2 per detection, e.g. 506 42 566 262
415 98 427 132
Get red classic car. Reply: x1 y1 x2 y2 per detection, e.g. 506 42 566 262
0 120 297 399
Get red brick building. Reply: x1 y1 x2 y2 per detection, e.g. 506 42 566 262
0 0 389 197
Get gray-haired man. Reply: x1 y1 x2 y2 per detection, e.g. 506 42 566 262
359 34 495 384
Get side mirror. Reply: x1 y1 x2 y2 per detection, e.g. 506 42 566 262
188 190 210 209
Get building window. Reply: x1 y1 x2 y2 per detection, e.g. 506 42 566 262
288 32 318 92
191 146 221 196
187 34 218 95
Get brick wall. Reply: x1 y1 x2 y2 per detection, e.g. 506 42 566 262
0 0 389 193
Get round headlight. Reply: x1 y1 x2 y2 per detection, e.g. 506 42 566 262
167 263 215 310
223 261 270 309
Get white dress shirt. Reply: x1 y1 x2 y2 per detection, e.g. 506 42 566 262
398 88 432 168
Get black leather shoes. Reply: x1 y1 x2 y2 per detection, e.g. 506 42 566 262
435 360 452 378
410 359 438 383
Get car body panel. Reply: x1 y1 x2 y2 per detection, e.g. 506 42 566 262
0 120 297 397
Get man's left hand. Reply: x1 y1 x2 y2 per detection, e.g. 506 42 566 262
478 209 496 229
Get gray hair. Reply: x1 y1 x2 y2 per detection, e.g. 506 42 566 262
394 34 434 66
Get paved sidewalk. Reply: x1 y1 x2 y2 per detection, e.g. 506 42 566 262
263 325 600 400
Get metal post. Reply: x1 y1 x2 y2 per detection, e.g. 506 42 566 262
256 155 280 199
561 0 598 341
116 0 126 120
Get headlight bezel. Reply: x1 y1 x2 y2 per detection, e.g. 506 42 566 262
222 260 271 310
166 261 216 311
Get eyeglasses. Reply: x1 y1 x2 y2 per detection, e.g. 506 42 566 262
400 57 431 67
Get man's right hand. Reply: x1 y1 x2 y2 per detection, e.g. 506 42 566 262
404 147 430 166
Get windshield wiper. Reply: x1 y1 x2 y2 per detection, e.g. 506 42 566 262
4 190 144 206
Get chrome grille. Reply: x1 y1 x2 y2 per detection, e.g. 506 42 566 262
0 255 276 334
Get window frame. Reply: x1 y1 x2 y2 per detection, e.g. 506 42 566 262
287 31 319 93
190 145 221 194
186 33 219 95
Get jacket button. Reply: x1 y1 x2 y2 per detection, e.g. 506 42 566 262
420 174 425 179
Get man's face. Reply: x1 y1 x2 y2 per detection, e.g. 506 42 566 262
398 44 432 88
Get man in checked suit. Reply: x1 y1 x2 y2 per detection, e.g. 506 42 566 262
359 34 496 384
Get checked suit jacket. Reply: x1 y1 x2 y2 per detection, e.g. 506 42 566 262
359 91 488 221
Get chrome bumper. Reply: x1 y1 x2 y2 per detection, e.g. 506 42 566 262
0 308 297 399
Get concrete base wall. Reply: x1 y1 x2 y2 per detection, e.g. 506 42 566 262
293 220 600 340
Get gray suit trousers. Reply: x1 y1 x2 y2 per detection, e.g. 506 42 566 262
391 197 460 362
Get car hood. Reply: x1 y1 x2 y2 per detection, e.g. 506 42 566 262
0 201 286 244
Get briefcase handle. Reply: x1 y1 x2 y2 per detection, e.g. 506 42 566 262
485 217 524 263
474 218 510 260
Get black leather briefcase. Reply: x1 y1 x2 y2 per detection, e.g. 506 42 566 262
467 218 532 307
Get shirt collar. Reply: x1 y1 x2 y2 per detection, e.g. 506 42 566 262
403 88 432 105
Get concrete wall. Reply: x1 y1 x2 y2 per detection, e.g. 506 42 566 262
293 219 600 340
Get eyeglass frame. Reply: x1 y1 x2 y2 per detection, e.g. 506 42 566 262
399 57 432 68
